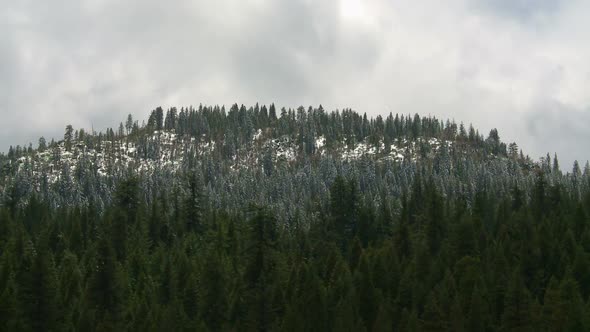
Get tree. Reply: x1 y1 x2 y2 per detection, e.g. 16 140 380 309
241 207 280 331
486 128 505 155
58 251 83 329
155 107 164 131
573 160 582 178
114 176 140 223
263 148 273 177
394 197 412 260
184 173 204 233
532 169 548 219
421 291 446 331
508 142 519 158
64 124 74 151
542 277 565 331
425 178 445 254
501 269 533 332
552 153 560 174
329 176 358 248
118 122 124 137
559 274 588 331
86 233 124 329
269 103 277 123
19 250 62 331
467 286 488 332
200 249 228 330
0 276 20 331
355 253 380 329
125 114 133 135
79 128 86 142
38 137 47 152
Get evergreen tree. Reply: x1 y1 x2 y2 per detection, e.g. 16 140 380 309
501 269 533 332
38 136 47 152
86 234 124 329
184 172 204 233
64 124 74 152
200 249 228 330
242 207 280 331
125 114 133 135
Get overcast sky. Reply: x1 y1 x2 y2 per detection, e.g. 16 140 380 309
1 0 589 167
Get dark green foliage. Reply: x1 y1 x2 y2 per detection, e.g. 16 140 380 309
200 249 228 330
0 163 588 331
501 269 534 331
86 234 124 328
329 175 359 249
114 176 140 223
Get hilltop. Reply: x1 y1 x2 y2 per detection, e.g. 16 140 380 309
1 104 587 215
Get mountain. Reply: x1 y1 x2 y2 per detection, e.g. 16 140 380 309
1 104 590 331
2 104 578 214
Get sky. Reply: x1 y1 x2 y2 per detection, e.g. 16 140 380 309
1 0 589 168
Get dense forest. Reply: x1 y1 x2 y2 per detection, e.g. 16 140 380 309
1 104 590 331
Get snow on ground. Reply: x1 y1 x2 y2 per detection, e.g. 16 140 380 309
341 141 380 160
13 126 455 183
316 136 325 149
18 130 193 184
253 129 263 141
277 146 296 161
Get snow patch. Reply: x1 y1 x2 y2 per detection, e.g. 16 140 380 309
316 136 326 150
253 129 263 141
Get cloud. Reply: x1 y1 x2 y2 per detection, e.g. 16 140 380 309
524 100 590 167
0 0 588 167
472 0 563 21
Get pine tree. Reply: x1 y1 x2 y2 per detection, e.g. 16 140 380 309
542 277 565 331
467 285 488 332
86 233 124 328
553 153 560 174
449 296 466 332
64 124 74 152
421 290 446 331
242 207 280 331
355 253 380 329
200 249 228 330
0 276 21 331
125 114 133 135
155 107 164 131
21 250 62 332
329 175 358 248
501 269 533 332
184 172 204 233
58 251 83 330
38 136 47 152
560 274 588 331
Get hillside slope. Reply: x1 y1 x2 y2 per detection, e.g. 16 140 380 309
0 104 587 219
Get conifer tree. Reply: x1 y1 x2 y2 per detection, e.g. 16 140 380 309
501 269 533 332
64 124 74 152
200 249 228 330
184 172 204 233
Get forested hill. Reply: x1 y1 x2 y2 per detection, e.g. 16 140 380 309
1 105 590 331
1 104 587 214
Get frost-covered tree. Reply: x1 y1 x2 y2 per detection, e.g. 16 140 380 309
64 125 74 152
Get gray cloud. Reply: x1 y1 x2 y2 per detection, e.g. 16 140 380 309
524 100 590 167
0 0 588 167
473 0 563 20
